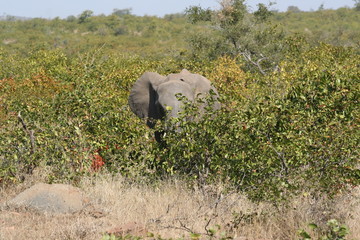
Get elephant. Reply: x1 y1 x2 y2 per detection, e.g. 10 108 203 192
128 69 220 142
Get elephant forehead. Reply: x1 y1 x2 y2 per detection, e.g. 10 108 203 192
157 80 193 98
166 73 181 78
166 73 212 89
165 71 193 80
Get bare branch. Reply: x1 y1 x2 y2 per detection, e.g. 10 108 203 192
17 111 36 154
266 136 288 175
240 50 267 75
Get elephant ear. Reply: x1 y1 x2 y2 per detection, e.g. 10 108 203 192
128 72 166 126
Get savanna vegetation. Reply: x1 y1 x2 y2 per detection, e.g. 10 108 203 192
0 0 359 239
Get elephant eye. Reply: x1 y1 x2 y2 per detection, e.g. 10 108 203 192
180 78 185 82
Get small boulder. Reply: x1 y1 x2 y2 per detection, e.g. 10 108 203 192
8 183 87 214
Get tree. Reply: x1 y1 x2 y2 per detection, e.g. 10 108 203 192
354 0 360 11
185 0 285 74
287 6 301 13
112 8 132 17
78 10 93 23
317 4 325 11
185 5 212 23
66 15 76 22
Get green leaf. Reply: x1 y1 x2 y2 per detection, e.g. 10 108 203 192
190 233 201 240
308 223 318 230
298 229 312 239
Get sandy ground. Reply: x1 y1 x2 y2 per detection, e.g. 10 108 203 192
1 171 359 240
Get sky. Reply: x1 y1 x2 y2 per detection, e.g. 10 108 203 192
0 0 356 19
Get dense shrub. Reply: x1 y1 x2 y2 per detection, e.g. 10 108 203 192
1 41 359 202
0 49 157 183
149 43 360 201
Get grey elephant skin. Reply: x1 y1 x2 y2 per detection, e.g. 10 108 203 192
128 69 220 142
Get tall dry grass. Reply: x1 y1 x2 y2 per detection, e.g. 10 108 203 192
1 170 359 239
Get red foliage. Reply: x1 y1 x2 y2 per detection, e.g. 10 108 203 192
88 144 122 172
90 150 105 172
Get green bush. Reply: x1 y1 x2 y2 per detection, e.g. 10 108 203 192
299 219 350 240
0 40 358 203
146 43 360 201
0 49 158 183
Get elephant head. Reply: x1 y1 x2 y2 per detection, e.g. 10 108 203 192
128 69 220 142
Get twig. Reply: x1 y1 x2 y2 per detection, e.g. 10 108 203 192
157 221 196 234
266 137 288 175
177 218 196 233
255 129 288 176
204 192 222 234
240 50 267 75
17 111 36 154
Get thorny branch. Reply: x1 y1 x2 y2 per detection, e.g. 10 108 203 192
204 192 223 234
153 189 235 237
17 111 36 155
255 128 289 176
266 136 289 176
240 50 267 75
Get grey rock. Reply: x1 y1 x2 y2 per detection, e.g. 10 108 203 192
8 183 87 214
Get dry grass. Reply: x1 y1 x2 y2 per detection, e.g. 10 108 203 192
1 170 359 240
